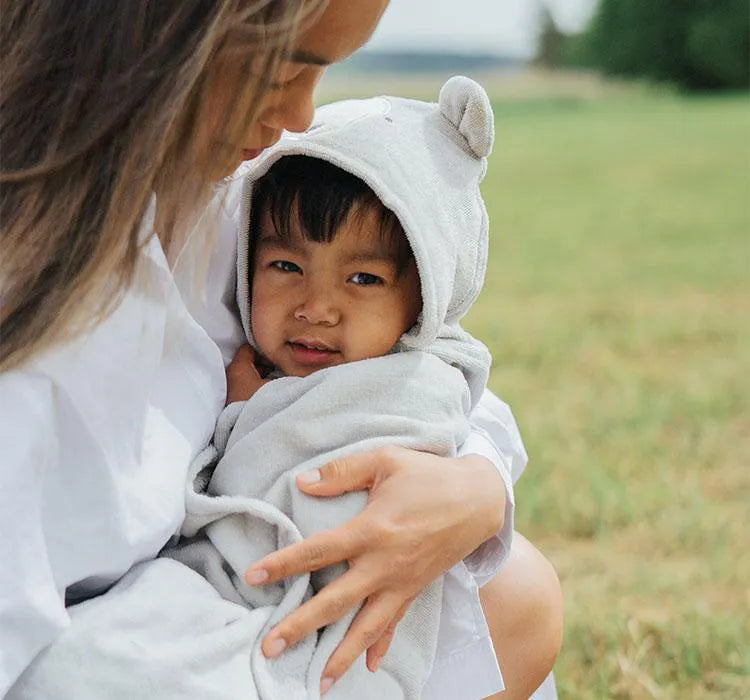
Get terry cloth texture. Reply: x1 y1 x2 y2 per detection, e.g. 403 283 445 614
6 77 498 700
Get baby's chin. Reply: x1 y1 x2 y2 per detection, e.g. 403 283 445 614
280 360 342 378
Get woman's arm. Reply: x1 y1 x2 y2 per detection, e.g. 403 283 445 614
244 446 507 692
460 388 529 585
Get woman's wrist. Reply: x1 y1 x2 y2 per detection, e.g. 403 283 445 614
458 453 507 544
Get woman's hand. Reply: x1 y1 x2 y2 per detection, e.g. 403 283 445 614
225 344 269 405
244 446 506 694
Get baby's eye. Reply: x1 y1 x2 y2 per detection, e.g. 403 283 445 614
349 272 383 286
271 260 301 273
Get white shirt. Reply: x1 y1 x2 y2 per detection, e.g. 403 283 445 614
0 176 525 695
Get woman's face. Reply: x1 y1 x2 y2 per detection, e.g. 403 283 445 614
198 0 389 180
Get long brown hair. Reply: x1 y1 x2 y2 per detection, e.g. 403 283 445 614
0 0 325 371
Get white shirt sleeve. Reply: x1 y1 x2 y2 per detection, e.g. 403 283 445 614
0 372 70 696
459 388 528 586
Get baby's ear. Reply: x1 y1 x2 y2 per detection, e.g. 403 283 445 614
438 76 494 159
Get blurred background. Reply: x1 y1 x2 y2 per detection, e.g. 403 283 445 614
318 1 749 697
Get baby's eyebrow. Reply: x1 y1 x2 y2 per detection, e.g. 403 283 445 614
257 234 301 253
345 251 397 266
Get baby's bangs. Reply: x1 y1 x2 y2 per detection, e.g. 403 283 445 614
250 155 415 275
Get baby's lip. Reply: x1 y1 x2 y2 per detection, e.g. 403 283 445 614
288 337 339 352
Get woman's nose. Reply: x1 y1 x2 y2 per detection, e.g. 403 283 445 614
260 85 315 135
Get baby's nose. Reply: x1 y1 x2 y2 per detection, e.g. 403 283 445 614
293 292 339 326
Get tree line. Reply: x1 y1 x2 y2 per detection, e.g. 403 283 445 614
536 0 749 91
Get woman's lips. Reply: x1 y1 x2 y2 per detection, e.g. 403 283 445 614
287 341 340 367
241 148 265 161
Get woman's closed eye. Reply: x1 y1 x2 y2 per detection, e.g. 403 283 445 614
349 272 383 286
249 58 305 91
271 260 301 273
268 63 306 91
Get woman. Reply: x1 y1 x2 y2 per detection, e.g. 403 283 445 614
0 1 562 697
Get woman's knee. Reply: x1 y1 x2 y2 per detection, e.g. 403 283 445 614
479 532 563 698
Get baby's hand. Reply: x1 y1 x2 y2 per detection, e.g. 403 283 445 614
226 345 269 404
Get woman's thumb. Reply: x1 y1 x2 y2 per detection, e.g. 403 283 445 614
296 449 386 496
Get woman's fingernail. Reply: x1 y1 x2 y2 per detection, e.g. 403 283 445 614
245 568 269 585
298 469 321 484
371 657 379 672
320 676 334 694
265 637 287 658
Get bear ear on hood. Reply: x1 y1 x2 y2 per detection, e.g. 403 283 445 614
438 76 494 159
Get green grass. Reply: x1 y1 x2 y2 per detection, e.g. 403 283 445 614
466 92 750 698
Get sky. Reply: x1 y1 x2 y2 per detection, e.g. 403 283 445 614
366 0 598 58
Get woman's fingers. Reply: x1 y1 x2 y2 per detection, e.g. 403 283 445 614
245 522 365 585
365 596 414 672
296 446 399 497
261 569 373 658
320 592 404 693
246 448 505 690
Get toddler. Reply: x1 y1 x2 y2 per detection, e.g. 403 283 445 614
166 76 522 700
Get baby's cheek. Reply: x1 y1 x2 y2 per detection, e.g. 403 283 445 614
249 304 273 351
362 324 404 359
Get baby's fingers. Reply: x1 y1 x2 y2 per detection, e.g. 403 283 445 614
226 345 262 404
226 344 256 376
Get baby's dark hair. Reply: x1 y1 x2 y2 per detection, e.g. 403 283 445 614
249 155 414 275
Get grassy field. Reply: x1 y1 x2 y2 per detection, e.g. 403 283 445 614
466 89 750 697
317 72 749 696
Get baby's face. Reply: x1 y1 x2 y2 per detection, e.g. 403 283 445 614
251 205 422 377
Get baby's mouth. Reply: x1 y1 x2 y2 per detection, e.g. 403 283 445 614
286 340 341 367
